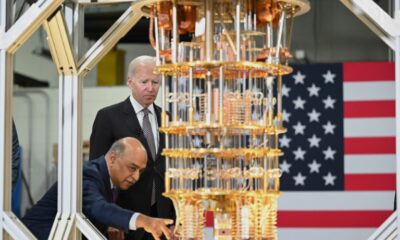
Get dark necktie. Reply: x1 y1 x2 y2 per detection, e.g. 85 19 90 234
142 108 157 206
111 187 118 203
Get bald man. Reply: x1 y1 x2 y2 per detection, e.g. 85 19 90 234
89 56 174 239
23 137 172 240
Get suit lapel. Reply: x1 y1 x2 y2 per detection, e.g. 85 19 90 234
122 98 143 137
153 104 165 163
122 98 156 164
98 157 113 202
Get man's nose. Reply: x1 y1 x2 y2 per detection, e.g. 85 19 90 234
146 82 155 91
132 170 140 181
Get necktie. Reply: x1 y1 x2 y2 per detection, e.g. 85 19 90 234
142 108 156 161
142 108 157 206
111 187 118 203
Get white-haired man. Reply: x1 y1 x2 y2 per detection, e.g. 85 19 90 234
89 56 174 240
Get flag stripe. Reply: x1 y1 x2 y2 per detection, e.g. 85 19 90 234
344 101 395 118
279 191 394 210
344 118 395 137
205 228 377 240
344 154 396 174
265 63 394 239
277 228 376 240
344 137 395 154
278 210 392 227
205 211 213 227
343 62 395 82
345 174 395 190
276 62 396 239
343 81 395 101
204 210 392 228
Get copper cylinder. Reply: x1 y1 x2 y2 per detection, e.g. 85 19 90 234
149 6 156 50
256 47 292 62
157 2 173 30
272 11 281 28
178 5 197 34
212 88 219 122
256 0 276 26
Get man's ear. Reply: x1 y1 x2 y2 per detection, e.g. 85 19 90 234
109 152 117 164
127 77 133 88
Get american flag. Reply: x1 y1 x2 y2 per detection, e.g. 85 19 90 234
204 62 396 240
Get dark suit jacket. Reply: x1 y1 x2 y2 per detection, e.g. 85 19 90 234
22 157 134 239
82 156 133 234
21 183 57 240
89 97 174 239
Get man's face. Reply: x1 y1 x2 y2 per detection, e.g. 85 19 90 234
127 64 160 108
109 148 147 190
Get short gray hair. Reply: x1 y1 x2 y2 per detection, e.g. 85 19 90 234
127 55 156 78
107 138 126 157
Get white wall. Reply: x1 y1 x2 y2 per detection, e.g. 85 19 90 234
119 43 155 81
14 28 99 88
13 27 156 88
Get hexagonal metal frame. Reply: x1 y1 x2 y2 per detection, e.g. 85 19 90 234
0 0 399 239
0 1 143 239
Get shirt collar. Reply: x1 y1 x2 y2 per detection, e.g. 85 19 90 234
129 95 155 115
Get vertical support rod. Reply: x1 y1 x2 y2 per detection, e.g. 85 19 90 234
189 48 194 123
64 3 84 60
51 4 82 239
275 11 286 62
154 14 161 65
0 0 10 34
55 74 82 240
205 0 214 127
0 0 11 34
173 76 178 122
161 74 166 126
219 61 224 125
267 77 273 127
172 0 178 63
235 0 241 61
171 1 178 122
266 23 273 64
0 1 13 239
276 75 282 121
205 0 214 62
204 0 214 147
65 5 82 239
161 74 168 188
0 49 13 240
206 71 212 125
285 12 294 52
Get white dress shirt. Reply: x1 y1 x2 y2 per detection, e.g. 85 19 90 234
129 95 159 152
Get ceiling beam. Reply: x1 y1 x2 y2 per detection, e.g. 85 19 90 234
341 0 400 50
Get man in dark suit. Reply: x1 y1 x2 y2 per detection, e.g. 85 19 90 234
22 137 173 240
89 56 174 239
